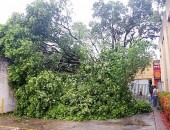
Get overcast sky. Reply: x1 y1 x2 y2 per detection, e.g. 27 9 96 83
0 0 128 25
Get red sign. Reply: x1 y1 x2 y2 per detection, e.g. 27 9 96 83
154 63 161 79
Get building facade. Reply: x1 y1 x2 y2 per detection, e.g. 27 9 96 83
134 60 161 86
132 60 161 96
159 0 170 91
134 63 154 85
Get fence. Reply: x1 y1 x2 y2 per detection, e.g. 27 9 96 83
130 84 150 101
130 83 163 101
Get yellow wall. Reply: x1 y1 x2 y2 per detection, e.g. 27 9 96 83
134 63 154 84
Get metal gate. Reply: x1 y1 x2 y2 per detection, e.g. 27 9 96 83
130 84 150 101
130 83 163 101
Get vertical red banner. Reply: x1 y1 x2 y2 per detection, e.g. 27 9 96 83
153 62 161 87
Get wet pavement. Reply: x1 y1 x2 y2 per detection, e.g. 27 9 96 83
0 108 168 130
153 107 168 130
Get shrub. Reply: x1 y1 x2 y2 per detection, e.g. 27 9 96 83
158 92 170 122
47 104 68 119
133 101 152 114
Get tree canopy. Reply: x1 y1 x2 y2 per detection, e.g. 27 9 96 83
90 0 162 49
0 0 161 120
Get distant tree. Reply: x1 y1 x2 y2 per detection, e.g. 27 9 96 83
91 0 162 49
72 22 99 57
72 22 89 41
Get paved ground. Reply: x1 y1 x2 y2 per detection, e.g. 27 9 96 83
153 107 168 130
0 107 168 130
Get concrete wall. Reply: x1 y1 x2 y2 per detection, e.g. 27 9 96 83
0 60 16 113
159 0 170 91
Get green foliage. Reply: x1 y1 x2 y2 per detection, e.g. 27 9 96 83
14 41 152 120
72 22 89 41
59 72 133 120
91 0 162 48
133 101 152 114
47 104 68 119
15 71 64 117
0 0 84 76
0 0 154 121
0 21 45 87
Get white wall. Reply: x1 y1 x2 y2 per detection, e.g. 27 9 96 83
0 61 16 113
159 1 170 91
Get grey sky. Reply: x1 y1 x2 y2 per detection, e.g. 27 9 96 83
0 0 128 25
